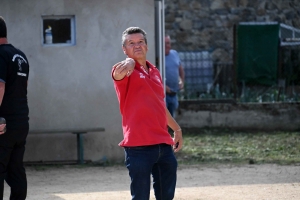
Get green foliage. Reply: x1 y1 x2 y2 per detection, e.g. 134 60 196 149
180 83 300 103
176 128 300 165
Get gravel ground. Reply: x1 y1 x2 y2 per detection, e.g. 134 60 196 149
3 164 300 200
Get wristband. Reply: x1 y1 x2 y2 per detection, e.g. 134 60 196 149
175 128 182 132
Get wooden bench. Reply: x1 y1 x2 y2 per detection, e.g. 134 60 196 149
29 128 105 164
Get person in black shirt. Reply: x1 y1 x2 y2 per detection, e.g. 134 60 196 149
0 16 29 200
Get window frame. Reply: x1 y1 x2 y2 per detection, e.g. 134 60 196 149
41 15 76 47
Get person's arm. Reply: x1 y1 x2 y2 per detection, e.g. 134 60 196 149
0 82 5 105
166 107 183 152
179 64 185 90
165 85 171 93
112 58 135 80
0 82 6 135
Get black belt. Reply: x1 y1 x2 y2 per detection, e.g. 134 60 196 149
124 143 171 149
167 92 177 97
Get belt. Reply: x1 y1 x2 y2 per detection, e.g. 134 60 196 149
167 92 177 97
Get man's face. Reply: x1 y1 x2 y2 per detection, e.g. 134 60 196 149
165 36 171 55
122 33 148 60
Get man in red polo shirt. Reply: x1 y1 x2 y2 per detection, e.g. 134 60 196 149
112 27 183 200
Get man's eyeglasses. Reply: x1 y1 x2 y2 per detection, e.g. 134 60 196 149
126 41 146 48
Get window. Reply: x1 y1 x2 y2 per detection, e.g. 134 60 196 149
42 15 76 46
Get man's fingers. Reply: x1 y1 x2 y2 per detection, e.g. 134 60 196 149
112 62 123 69
173 141 182 152
113 59 135 77
0 124 6 135
115 63 128 75
173 133 183 152
126 70 132 77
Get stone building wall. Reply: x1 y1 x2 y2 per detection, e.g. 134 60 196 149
177 101 300 131
165 0 300 63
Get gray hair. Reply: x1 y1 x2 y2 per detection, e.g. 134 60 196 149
122 27 147 46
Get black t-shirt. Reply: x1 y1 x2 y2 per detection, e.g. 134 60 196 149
0 44 29 129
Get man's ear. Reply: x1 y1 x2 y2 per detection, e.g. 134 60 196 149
122 46 127 55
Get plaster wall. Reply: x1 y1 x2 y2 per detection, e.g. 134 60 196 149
0 0 156 162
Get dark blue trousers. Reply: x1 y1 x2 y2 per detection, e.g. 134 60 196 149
124 144 177 200
0 129 28 200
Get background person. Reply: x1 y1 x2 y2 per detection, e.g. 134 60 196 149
112 27 183 200
165 35 185 117
0 16 30 200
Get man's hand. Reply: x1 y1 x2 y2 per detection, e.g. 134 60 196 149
0 124 6 135
166 85 171 93
179 77 184 90
173 129 183 152
179 81 184 90
112 58 135 80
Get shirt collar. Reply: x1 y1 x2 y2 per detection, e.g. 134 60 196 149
135 60 156 70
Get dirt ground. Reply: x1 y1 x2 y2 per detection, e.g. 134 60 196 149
3 164 300 200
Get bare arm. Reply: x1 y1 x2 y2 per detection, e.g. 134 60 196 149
0 82 5 105
179 65 185 89
0 82 6 135
166 107 183 152
112 58 135 80
179 65 185 83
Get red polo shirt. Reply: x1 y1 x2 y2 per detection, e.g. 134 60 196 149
112 60 174 147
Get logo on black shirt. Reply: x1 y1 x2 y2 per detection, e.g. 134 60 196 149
12 54 27 71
